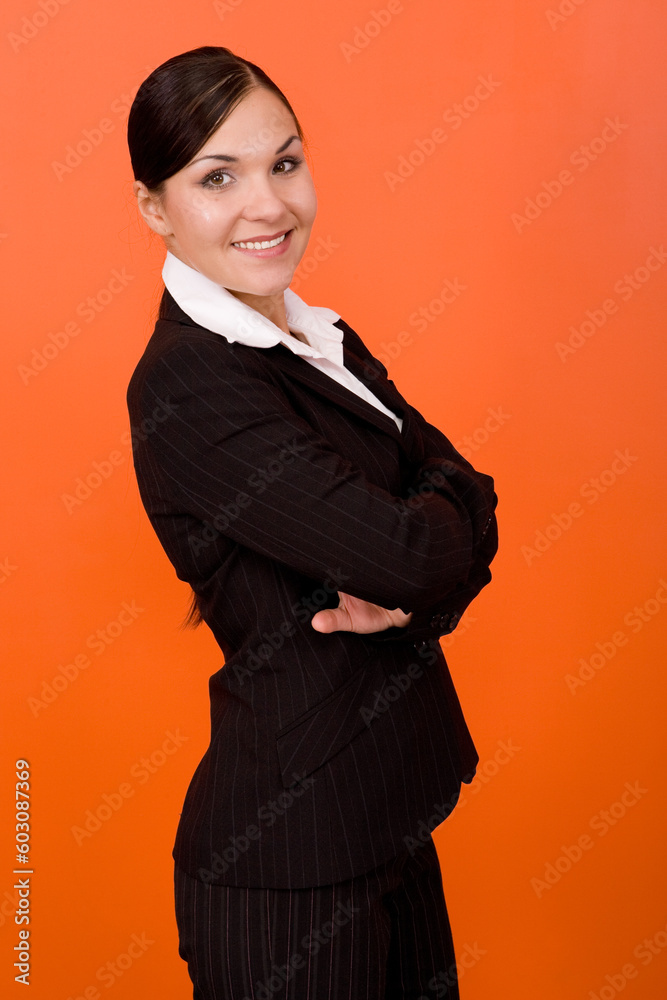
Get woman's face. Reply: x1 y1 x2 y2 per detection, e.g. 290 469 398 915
142 87 317 302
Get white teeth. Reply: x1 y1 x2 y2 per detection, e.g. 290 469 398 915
233 233 287 250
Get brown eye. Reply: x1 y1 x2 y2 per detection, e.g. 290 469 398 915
273 156 302 174
202 170 232 189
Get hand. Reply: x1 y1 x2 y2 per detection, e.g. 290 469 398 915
310 591 413 634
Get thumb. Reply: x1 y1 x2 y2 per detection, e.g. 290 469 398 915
311 603 354 633
310 608 337 632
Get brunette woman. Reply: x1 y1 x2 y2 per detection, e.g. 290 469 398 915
126 45 497 1000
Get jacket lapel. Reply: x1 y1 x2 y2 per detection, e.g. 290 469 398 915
268 340 421 457
159 288 423 463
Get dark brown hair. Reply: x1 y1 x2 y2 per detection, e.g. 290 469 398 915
127 45 306 193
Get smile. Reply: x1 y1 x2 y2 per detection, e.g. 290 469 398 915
232 233 287 250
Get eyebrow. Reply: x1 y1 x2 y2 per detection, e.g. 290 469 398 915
190 134 300 166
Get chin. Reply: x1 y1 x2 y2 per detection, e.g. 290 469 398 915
240 272 297 298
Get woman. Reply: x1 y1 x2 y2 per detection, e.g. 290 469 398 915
126 46 497 1000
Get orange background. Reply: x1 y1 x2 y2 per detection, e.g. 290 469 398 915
2 0 666 997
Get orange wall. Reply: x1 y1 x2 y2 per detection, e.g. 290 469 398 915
2 1 666 997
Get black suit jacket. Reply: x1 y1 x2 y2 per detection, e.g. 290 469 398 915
126 288 498 889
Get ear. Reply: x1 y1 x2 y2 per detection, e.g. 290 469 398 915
133 180 173 237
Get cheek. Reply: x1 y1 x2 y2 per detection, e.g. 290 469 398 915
295 181 318 226
173 193 228 240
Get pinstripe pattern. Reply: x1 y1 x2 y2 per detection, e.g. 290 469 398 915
174 834 459 999
126 288 498 889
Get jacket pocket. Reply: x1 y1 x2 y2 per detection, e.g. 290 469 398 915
275 650 389 788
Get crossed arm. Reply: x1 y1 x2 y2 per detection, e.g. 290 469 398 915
131 328 498 646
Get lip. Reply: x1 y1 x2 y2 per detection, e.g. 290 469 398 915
231 229 293 258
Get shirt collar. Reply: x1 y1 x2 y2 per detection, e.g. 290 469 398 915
162 250 344 365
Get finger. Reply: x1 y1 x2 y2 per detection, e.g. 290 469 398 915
310 608 348 633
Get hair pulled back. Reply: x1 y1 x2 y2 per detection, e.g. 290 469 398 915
127 45 305 193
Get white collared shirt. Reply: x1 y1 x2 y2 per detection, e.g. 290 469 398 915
162 251 403 432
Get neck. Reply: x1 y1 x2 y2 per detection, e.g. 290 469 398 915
227 288 289 334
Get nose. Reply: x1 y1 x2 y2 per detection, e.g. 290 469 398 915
241 173 288 223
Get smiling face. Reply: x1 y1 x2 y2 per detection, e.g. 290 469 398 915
134 86 317 318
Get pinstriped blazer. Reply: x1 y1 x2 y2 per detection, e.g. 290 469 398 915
126 287 498 889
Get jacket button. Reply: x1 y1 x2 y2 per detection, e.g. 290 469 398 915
430 612 450 630
448 612 460 630
413 639 430 653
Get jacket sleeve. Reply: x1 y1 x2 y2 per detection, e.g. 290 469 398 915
365 459 498 647
332 322 499 647
130 333 497 647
